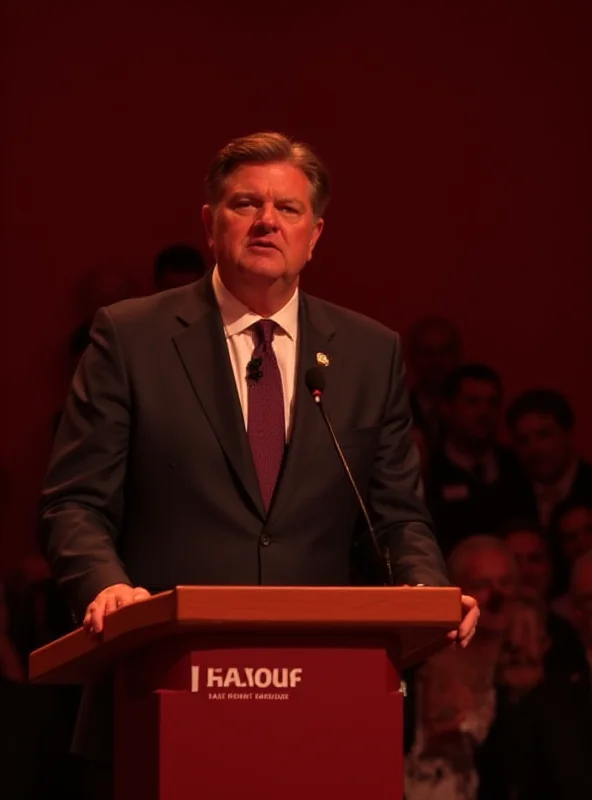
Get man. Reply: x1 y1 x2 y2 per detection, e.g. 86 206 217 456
406 536 514 798
153 243 206 291
506 388 592 529
425 363 527 554
406 315 462 451
495 552 592 800
502 522 553 599
39 132 478 798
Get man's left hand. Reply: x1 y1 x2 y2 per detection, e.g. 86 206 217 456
447 594 479 648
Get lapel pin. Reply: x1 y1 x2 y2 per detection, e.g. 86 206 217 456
316 352 330 367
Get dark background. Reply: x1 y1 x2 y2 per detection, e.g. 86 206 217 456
1 0 590 570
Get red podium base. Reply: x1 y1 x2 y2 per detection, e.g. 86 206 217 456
114 631 404 800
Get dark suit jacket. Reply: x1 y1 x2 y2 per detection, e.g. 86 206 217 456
426 445 530 556
39 277 448 759
477 672 592 800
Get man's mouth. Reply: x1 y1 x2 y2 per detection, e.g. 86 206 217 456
248 240 278 250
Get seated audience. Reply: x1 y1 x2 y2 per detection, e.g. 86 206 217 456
406 316 462 453
476 593 560 799
426 365 527 554
493 552 592 799
153 243 206 291
405 536 517 800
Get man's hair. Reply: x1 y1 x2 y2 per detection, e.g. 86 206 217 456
205 131 330 218
154 244 206 281
447 534 516 585
442 363 503 401
506 389 574 432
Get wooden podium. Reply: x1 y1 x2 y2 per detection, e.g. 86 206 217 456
30 585 461 799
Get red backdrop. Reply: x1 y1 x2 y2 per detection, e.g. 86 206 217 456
1 1 590 569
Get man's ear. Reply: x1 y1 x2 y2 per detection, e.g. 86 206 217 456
307 217 324 261
202 205 215 249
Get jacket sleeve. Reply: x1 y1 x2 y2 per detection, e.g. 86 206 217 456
367 333 449 586
39 307 132 622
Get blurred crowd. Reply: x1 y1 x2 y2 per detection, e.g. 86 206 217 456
404 316 592 799
1 258 591 798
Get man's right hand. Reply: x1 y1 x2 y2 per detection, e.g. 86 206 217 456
83 583 150 634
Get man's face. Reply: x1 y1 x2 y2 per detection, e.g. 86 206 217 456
411 324 460 393
202 162 323 291
447 379 502 446
558 507 592 564
497 599 548 692
510 412 572 484
459 549 517 634
505 530 552 598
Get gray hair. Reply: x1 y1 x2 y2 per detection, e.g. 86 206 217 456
447 534 517 585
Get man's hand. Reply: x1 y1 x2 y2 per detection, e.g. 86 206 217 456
447 594 479 648
83 584 150 634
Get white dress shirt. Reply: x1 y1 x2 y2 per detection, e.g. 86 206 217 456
211 266 299 439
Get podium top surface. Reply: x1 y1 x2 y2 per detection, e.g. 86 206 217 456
29 585 461 684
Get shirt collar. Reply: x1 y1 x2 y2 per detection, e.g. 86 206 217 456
211 265 299 341
533 458 579 501
444 440 499 484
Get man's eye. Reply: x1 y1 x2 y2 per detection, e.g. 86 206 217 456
280 206 299 214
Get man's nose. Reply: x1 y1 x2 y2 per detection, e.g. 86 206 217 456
255 202 280 230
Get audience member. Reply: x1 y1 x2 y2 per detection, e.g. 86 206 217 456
506 388 592 528
406 536 516 800
554 499 592 565
501 520 587 683
406 316 462 451
502 520 551 598
476 593 555 800
488 552 592 799
153 243 206 291
426 364 527 554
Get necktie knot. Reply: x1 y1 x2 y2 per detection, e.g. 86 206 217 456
253 319 277 346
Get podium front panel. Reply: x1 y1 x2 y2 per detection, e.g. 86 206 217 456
114 631 405 799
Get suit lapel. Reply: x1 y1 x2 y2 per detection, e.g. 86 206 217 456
172 278 265 519
269 293 338 522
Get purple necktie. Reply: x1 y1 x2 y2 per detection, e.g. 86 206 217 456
247 320 286 510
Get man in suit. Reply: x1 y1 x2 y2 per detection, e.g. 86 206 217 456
39 131 478 798
425 363 528 555
506 388 592 529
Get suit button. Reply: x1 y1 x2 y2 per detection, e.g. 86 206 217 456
260 534 271 547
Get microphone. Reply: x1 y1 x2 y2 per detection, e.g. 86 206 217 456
305 366 394 586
